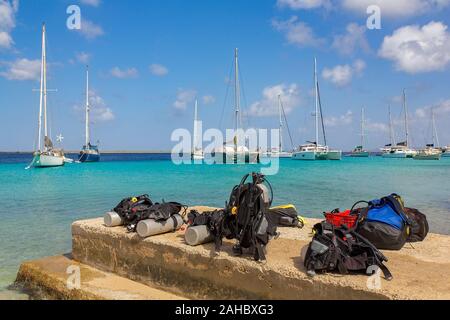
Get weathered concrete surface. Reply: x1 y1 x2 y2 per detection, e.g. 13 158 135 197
71 208 450 300
15 255 185 300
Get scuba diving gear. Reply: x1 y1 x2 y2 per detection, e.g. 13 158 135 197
104 211 123 227
136 214 184 238
304 221 393 280
185 225 215 246
268 205 304 228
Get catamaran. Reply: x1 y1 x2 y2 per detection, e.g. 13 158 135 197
382 90 417 158
293 58 341 161
350 107 369 157
191 99 204 160
263 95 293 158
78 66 100 162
414 108 441 160
212 49 259 164
441 146 450 158
30 24 65 168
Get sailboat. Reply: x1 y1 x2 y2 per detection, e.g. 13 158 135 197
382 90 417 158
292 58 341 161
414 108 441 160
78 65 100 162
263 94 293 158
191 99 204 160
350 107 369 157
441 146 450 158
212 49 259 164
30 24 65 168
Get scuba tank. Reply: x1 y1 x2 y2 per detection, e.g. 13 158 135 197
104 211 123 227
185 225 215 246
136 214 184 238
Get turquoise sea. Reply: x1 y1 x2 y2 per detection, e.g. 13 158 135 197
1 153 449 298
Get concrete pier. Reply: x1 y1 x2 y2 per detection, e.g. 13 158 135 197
15 207 450 300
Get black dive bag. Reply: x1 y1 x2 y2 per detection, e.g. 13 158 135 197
226 172 279 262
267 205 304 228
113 194 185 232
304 221 393 280
354 194 425 250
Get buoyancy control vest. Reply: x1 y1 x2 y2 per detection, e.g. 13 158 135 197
304 221 393 280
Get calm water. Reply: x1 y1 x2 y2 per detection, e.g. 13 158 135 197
0 153 449 298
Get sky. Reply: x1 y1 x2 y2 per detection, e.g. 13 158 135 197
1 0 450 151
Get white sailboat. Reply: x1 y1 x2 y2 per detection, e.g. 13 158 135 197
414 108 441 160
263 94 293 158
212 48 259 164
191 99 204 160
79 65 100 162
382 90 417 158
350 107 369 157
441 146 450 158
293 58 341 161
31 24 65 168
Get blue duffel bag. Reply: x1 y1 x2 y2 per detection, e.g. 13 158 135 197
355 194 414 250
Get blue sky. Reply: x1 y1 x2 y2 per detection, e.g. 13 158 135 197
1 0 450 151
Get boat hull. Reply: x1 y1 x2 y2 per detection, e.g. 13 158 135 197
327 150 342 160
350 152 369 157
262 152 292 158
441 152 450 158
292 151 316 160
33 154 65 167
414 154 441 160
382 152 407 159
79 152 100 163
208 152 259 164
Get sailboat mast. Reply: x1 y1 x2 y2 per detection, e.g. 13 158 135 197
85 65 90 147
432 108 439 147
278 94 283 152
193 99 198 153
388 105 395 146
361 107 365 148
42 24 48 147
403 89 409 147
234 48 241 149
37 24 45 152
314 57 319 146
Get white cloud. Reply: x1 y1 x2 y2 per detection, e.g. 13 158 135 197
323 110 353 127
272 16 325 48
366 122 389 133
277 0 330 10
77 19 104 39
80 0 101 7
75 52 91 64
149 63 168 76
322 60 366 87
416 99 450 118
0 58 41 81
173 89 197 111
202 95 215 105
0 31 13 48
74 89 114 122
379 21 450 74
332 23 370 56
110 67 138 79
0 0 19 49
249 83 301 117
342 0 450 17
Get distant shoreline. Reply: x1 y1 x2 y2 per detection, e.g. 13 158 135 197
0 151 172 154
